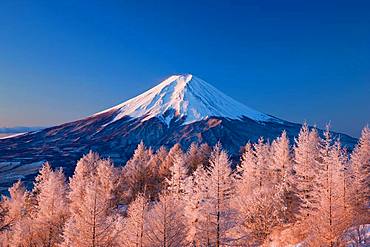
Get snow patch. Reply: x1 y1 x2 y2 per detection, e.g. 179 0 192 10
0 132 26 139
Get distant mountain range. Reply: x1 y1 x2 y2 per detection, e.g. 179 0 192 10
0 74 357 193
0 126 45 134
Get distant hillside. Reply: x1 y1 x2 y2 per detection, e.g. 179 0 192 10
0 126 45 133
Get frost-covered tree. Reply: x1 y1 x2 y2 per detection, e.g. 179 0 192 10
0 181 35 246
184 164 209 245
120 193 149 247
338 148 351 212
199 143 212 166
33 165 69 247
2 123 370 246
122 141 154 201
155 146 168 164
145 191 189 247
349 126 370 225
309 140 352 246
339 224 370 247
232 186 286 245
185 142 211 175
232 138 287 245
185 143 202 174
33 162 53 196
196 143 234 246
10 216 36 247
165 153 188 197
67 151 101 211
318 126 333 191
1 182 26 244
3 181 29 223
145 149 190 247
271 131 297 222
253 137 272 189
145 146 168 200
61 154 120 247
158 143 183 180
294 124 321 221
235 142 257 194
271 131 293 187
0 200 7 233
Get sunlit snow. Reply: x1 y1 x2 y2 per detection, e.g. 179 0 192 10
96 74 278 125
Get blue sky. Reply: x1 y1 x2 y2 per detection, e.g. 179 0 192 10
0 0 369 137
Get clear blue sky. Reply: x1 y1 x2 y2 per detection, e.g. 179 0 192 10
0 0 369 137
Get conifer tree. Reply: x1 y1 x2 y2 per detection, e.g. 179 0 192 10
232 139 287 245
166 153 188 197
185 142 211 175
310 140 351 246
199 143 212 167
120 193 149 247
271 131 297 222
67 151 101 213
338 148 351 215
349 126 370 225
271 130 293 187
145 146 168 200
294 124 321 220
145 152 189 247
0 181 28 234
185 164 209 245
122 141 153 201
236 142 257 194
253 137 272 189
185 143 201 174
145 192 189 247
196 143 234 246
0 181 35 246
33 166 69 247
233 186 286 245
0 200 7 233
33 162 53 196
61 154 120 247
158 143 183 180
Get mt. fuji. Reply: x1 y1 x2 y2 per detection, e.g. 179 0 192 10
0 74 357 193
95 74 278 125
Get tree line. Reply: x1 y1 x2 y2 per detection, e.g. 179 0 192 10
0 124 369 246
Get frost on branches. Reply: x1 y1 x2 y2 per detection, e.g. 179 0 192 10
0 125 369 247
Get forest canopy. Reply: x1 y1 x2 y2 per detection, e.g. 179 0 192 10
0 125 369 246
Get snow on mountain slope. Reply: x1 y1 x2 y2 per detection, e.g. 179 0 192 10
0 133 26 139
96 74 278 125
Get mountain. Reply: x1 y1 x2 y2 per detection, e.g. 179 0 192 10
0 74 357 193
94 74 278 125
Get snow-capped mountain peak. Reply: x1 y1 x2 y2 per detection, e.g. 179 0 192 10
97 74 277 125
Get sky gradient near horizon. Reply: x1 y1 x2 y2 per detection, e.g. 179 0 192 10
0 0 369 137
